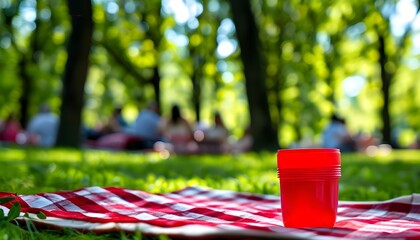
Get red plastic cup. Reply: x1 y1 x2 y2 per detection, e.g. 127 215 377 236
277 148 341 228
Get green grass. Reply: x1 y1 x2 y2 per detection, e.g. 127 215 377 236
1 146 420 239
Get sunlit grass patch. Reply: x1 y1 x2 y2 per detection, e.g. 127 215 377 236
340 151 420 200
0 147 26 161
0 147 419 200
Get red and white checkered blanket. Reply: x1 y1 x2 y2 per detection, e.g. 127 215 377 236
1 186 419 239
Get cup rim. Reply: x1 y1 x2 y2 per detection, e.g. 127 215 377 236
277 148 339 153
277 148 341 169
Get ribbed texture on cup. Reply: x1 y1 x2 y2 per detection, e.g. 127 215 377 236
277 148 341 228
278 166 341 179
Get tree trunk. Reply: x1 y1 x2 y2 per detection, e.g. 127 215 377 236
151 66 161 108
229 0 278 151
192 72 201 123
192 55 204 123
55 0 93 147
378 34 392 145
17 57 31 128
147 1 163 110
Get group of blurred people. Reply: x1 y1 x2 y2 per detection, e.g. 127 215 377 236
85 101 253 154
0 101 252 154
5 103 414 155
0 103 59 147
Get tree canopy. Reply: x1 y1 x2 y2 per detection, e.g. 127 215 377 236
1 0 420 149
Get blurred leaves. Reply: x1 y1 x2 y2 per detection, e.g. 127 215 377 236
0 0 420 146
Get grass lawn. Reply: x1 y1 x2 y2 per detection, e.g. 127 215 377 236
0 146 419 239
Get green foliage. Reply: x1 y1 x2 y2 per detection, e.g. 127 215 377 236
0 197 15 205
1 0 420 147
0 193 47 232
7 202 20 222
0 197 19 226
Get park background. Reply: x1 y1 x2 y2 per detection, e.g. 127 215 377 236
1 0 420 150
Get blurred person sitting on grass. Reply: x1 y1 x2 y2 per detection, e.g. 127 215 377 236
158 104 197 153
26 103 59 147
204 111 229 144
101 106 128 134
128 101 163 149
198 111 230 153
84 105 128 141
322 114 356 152
0 113 22 144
